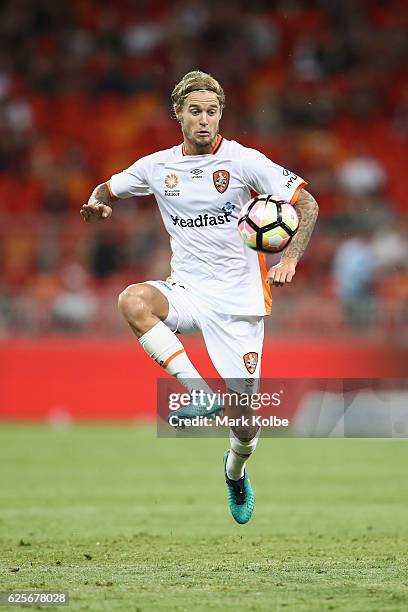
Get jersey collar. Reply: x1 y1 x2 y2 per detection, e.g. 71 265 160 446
182 134 223 156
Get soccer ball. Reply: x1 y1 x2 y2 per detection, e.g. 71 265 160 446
237 194 299 253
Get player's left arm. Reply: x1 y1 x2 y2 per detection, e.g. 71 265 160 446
267 189 319 287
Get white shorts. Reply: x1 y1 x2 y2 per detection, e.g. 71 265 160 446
146 280 264 388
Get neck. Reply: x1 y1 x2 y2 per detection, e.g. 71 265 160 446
182 134 221 156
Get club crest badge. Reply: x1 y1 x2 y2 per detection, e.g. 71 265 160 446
243 352 258 374
213 170 230 194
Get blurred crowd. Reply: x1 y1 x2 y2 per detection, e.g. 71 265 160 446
0 0 407 339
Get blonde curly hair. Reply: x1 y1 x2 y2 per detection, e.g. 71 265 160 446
171 70 225 114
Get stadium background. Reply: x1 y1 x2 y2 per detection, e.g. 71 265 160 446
1 0 408 419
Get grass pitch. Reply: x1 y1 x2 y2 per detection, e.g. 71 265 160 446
1 425 408 611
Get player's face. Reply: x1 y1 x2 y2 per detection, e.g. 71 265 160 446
178 91 222 153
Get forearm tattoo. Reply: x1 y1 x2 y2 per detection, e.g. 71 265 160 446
89 183 112 206
282 189 319 262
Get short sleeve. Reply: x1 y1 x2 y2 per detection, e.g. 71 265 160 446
108 158 153 198
241 149 307 205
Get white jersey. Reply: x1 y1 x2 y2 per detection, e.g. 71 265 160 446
108 135 306 316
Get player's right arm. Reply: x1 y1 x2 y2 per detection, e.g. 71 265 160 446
80 182 116 223
81 157 153 222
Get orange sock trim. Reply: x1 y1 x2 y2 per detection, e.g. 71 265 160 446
162 349 185 368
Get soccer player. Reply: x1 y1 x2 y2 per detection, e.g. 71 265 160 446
80 71 318 524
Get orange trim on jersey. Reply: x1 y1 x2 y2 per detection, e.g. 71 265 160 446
106 180 114 198
166 236 174 283
162 349 185 368
290 181 307 205
182 134 223 156
258 253 272 315
211 134 223 154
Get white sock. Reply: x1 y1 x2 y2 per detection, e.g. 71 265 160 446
226 428 260 480
139 321 212 394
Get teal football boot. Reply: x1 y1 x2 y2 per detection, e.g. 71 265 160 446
167 393 224 428
223 450 255 524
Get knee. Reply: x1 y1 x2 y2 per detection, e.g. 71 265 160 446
117 284 152 321
232 425 259 443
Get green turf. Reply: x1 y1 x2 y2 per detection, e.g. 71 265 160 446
1 425 408 611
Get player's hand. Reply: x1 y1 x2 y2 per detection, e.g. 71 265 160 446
267 256 297 287
80 202 112 223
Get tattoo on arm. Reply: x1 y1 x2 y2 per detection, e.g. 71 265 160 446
281 189 319 262
89 183 115 206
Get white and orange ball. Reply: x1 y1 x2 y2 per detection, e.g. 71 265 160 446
237 194 299 253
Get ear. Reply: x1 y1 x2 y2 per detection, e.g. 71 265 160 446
173 104 181 123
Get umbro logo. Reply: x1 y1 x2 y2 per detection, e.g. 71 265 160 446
190 168 203 179
222 201 235 213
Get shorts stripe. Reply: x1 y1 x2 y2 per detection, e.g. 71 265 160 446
257 253 272 315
